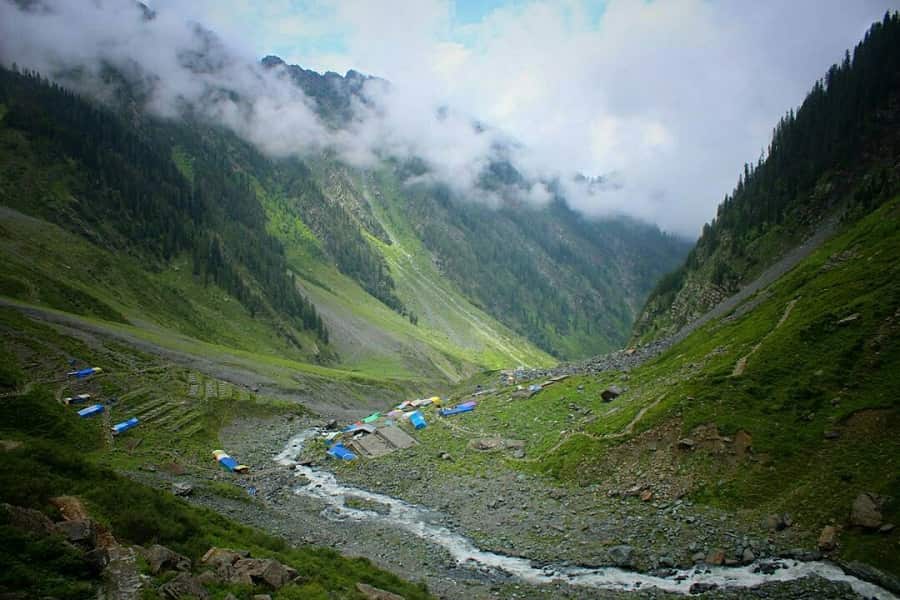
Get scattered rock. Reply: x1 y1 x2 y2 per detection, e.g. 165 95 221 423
818 525 838 551
55 519 95 546
601 386 623 402
252 596 272 600
232 558 294 589
201 547 243 569
195 571 220 586
850 493 884 529
356 582 406 600
439 452 452 460
608 545 634 568
159 572 208 600
705 549 726 566
145 544 191 575
838 561 900 596
677 438 696 451
172 482 194 497
689 582 718 595
656 556 675 568
640 489 654 502
764 513 791 531
2 503 56 536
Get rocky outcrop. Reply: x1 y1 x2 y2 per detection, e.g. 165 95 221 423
850 493 885 529
144 544 191 575
2 503 56 536
159 572 208 600
200 547 296 589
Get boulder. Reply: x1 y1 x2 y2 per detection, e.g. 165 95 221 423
55 519 95 546
201 547 242 569
764 513 791 531
608 545 634 568
677 438 696 451
705 549 726 566
252 596 272 600
741 548 756 564
232 558 293 589
159 573 208 600
601 386 623 402
818 525 838 551
2 503 56 536
195 571 220 586
355 582 406 600
640 489 654 502
145 544 191 575
850 493 884 529
172 482 194 497
689 582 718 595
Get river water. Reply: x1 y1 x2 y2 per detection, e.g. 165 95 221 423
275 430 896 599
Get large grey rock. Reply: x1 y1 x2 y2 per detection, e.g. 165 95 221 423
171 482 193 497
608 545 634 568
232 558 293 589
201 547 242 569
690 582 718 595
145 544 191 575
601 386 623 402
159 572 208 600
850 493 884 529
764 513 791 531
55 519 95 546
2 503 56 536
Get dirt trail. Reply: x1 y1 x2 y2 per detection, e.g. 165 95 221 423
512 393 668 464
732 297 799 377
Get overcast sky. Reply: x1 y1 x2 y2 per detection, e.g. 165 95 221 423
2 1 896 237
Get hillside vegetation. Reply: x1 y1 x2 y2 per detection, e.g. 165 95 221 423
332 194 899 577
634 12 900 342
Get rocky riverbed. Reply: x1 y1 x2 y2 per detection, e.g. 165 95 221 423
145 415 894 600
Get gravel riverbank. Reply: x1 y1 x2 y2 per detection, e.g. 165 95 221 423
163 415 881 600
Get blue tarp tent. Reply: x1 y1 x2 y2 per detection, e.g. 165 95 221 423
439 401 476 417
213 450 249 473
409 410 427 429
68 367 102 379
112 417 139 435
326 443 356 461
77 404 104 418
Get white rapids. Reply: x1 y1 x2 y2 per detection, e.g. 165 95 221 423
275 430 897 599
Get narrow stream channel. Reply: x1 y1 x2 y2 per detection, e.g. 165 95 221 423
275 430 896 599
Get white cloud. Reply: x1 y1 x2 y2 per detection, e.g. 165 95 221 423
1 0 895 236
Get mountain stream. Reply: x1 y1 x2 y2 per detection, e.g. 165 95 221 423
275 429 896 599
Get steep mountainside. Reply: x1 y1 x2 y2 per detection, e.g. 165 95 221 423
0 52 687 378
263 58 690 358
633 12 900 342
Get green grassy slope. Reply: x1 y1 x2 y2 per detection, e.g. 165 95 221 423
247 160 557 381
348 197 900 575
0 388 431 600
